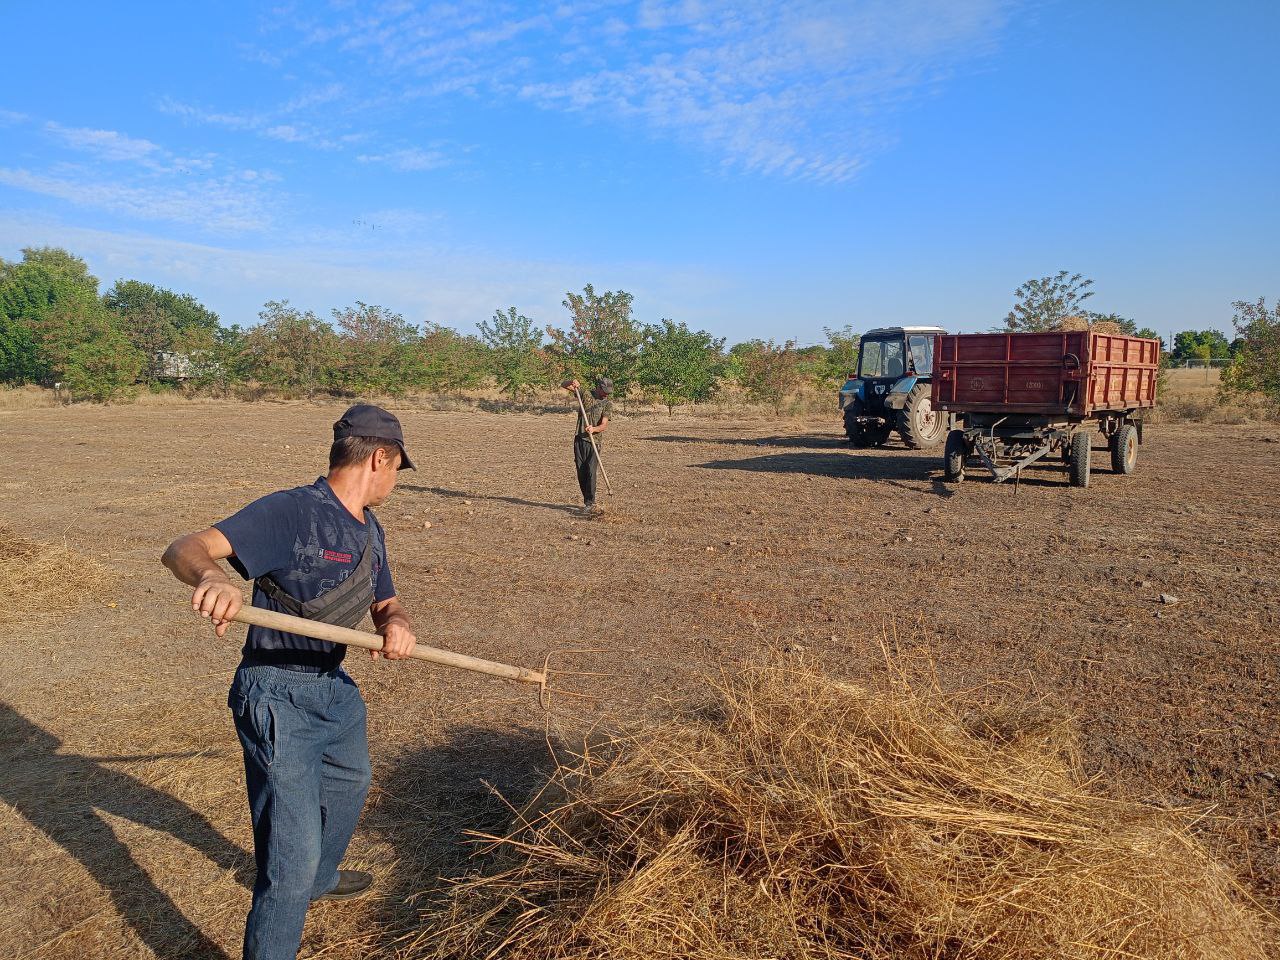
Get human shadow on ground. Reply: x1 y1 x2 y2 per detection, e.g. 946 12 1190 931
355 723 572 952
0 703 251 960
400 484 578 515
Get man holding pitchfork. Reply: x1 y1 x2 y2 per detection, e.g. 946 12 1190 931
161 403 418 960
562 376 613 516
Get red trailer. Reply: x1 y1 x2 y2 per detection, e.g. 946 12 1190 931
931 330 1160 487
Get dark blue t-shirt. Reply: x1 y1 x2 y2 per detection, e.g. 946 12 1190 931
214 477 396 668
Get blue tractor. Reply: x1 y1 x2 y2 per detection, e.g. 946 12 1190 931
839 326 950 449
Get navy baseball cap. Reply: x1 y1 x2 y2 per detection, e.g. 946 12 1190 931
333 404 415 470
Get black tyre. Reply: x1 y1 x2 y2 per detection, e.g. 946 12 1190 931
869 421 894 446
1068 431 1091 488
898 383 947 449
844 404 870 446
943 429 967 482
1110 423 1138 474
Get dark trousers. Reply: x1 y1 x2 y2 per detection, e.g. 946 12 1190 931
229 664 372 960
574 436 598 506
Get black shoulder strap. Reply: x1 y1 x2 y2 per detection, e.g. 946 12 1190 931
254 519 377 629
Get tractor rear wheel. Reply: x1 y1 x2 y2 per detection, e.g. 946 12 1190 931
898 383 946 449
1110 423 1138 474
943 429 967 482
1068 431 1091 488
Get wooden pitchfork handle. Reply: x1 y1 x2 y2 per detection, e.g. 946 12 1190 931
574 387 614 494
231 605 547 688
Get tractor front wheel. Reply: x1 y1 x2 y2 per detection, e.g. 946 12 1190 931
898 384 947 449
844 404 870 447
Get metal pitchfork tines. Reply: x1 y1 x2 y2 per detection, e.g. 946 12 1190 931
536 647 614 712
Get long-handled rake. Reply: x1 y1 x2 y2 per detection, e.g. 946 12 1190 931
229 605 604 710
573 386 613 495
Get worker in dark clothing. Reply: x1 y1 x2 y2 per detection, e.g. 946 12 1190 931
562 376 613 515
161 404 418 960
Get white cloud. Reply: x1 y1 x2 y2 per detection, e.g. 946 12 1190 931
0 167 274 233
356 147 448 171
44 122 160 163
237 0 1014 183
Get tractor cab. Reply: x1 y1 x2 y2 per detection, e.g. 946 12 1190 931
839 326 949 449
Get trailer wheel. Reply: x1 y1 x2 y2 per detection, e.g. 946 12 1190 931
943 430 967 482
1068 431 1091 488
1111 423 1138 474
898 383 947 449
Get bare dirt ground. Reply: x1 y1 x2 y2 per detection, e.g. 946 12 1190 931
1 401 1277 958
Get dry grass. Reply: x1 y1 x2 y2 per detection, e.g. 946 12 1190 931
0 385 60 409
0 527 114 624
413 656 1273 960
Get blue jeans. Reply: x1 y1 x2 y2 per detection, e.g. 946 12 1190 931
229 664 372 960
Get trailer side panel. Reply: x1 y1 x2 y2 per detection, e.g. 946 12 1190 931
933 331 1160 417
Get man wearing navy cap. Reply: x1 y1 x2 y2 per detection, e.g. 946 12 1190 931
162 404 417 960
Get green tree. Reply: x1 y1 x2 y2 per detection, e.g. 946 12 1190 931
479 306 546 402
407 325 487 394
817 325 861 386
737 339 803 416
331 301 418 395
546 284 643 396
1003 271 1095 332
103 280 221 384
240 300 337 399
103 279 219 334
0 247 101 383
186 325 246 398
33 294 144 401
1220 298 1279 411
636 319 728 414
1171 329 1232 363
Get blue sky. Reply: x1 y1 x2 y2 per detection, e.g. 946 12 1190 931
1 0 1276 345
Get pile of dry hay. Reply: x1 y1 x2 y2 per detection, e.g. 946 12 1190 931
1055 316 1126 335
0 527 113 624
414 659 1271 960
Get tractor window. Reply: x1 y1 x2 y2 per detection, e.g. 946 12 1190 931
908 335 934 376
859 339 905 379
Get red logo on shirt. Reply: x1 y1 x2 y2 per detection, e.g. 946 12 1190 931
322 549 353 563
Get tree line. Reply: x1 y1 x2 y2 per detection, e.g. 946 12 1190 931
0 247 856 408
1 248 1275 411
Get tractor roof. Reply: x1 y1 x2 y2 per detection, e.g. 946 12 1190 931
862 326 948 338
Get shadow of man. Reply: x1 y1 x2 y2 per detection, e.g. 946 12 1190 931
352 723 566 952
0 702 250 960
400 484 579 515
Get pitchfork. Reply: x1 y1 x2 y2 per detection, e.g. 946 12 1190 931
228 605 606 710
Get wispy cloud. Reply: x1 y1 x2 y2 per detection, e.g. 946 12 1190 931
44 122 160 163
0 114 284 233
0 167 274 232
237 0 1014 183
356 147 448 171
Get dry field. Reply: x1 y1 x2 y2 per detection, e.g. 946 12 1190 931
0 400 1277 958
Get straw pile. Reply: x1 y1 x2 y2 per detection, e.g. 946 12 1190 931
1055 316 1125 335
414 658 1271 960
0 527 113 624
